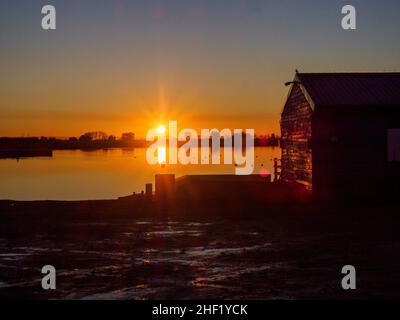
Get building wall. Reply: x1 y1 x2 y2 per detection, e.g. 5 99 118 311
281 76 400 201
280 84 313 188
312 105 400 200
155 174 175 205
174 175 311 205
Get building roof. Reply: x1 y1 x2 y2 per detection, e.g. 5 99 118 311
296 72 400 107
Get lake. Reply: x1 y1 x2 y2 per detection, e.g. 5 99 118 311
0 147 281 200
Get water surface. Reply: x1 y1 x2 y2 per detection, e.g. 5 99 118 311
0 147 280 200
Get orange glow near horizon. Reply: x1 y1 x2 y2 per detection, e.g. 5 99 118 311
0 112 281 138
0 70 282 138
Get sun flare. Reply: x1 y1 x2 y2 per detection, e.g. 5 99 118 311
157 125 166 134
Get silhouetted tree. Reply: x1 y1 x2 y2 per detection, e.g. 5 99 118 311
121 132 135 142
79 133 92 142
79 131 108 141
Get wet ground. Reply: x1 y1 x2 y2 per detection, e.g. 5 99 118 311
1 212 400 300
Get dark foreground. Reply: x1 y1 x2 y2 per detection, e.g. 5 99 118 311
0 200 400 299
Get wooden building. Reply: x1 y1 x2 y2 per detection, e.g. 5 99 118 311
281 72 400 201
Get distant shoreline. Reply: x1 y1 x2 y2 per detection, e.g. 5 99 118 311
0 136 280 159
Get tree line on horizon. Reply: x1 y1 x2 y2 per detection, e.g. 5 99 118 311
0 131 280 150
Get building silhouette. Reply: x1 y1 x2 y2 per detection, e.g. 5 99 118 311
281 72 400 201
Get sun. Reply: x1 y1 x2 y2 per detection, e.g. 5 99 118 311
157 125 166 134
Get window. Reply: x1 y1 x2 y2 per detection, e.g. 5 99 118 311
388 129 400 161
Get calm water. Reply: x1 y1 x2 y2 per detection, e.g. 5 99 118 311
0 147 280 200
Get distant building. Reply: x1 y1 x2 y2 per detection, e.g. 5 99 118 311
281 72 400 200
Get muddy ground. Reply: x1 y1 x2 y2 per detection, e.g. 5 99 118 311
0 200 400 299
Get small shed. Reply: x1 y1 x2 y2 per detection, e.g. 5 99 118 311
280 72 400 200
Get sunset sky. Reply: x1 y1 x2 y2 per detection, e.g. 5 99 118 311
1 0 400 137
